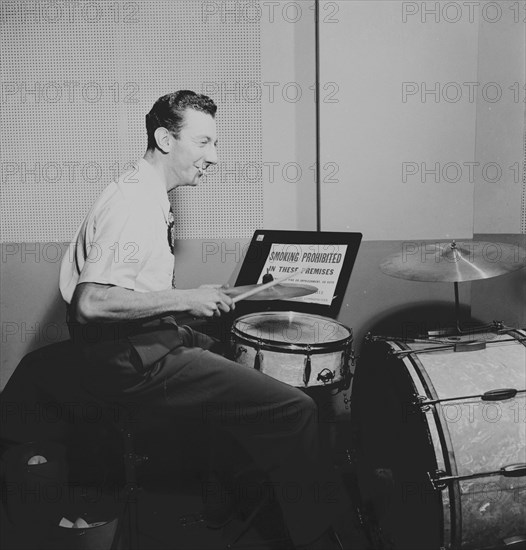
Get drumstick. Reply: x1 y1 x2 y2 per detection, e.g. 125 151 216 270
232 270 300 303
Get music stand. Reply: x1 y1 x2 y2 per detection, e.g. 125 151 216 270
234 230 362 319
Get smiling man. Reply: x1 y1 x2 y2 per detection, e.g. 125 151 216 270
60 91 228 318
59 91 343 550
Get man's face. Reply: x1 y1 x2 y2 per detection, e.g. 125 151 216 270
169 108 218 187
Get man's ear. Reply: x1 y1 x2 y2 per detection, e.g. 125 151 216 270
154 127 172 153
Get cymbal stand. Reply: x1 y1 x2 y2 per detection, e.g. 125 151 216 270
427 281 465 336
454 281 462 335
427 282 505 338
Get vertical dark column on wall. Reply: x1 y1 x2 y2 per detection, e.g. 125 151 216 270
314 0 321 232
522 106 526 234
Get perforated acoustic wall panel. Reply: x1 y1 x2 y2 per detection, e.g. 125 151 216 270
0 0 262 241
0 1 119 242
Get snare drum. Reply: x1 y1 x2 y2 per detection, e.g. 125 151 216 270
231 311 353 388
352 329 526 550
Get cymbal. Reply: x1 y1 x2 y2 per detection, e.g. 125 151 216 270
380 240 526 282
226 283 318 301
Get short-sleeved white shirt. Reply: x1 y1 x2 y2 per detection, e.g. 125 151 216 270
60 159 174 304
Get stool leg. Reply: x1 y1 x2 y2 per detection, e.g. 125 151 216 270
127 486 139 550
112 427 143 550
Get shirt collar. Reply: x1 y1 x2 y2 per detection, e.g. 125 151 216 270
136 158 171 220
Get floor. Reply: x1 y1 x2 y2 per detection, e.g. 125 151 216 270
0 470 369 550
0 421 371 550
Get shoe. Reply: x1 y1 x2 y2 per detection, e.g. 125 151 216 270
296 527 344 550
204 502 237 530
202 472 238 529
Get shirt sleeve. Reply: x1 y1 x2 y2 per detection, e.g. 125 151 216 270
77 197 155 291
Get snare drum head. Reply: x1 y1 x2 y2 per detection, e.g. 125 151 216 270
233 311 351 347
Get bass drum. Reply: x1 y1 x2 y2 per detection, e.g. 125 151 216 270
351 329 526 550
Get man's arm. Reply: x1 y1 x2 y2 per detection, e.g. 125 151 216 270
70 282 233 324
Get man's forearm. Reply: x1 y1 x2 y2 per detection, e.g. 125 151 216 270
70 283 188 323
70 282 232 324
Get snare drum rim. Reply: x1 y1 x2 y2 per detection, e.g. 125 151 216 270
231 311 353 353
231 332 353 355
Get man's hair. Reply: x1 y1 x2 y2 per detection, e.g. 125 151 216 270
145 90 217 150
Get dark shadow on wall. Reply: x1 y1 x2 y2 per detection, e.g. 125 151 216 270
38 288 70 346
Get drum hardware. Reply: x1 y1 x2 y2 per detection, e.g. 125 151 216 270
316 368 335 385
369 322 517 344
390 336 526 358
427 320 507 338
492 320 506 331
339 347 353 390
370 332 526 355
389 340 487 357
409 394 433 412
234 346 247 361
303 345 312 386
447 340 486 352
369 332 473 346
371 333 448 345
479 387 520 401
254 342 263 371
412 388 523 410
427 463 526 492
379 240 526 335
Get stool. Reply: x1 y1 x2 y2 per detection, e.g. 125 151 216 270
84 402 149 550
1 340 290 549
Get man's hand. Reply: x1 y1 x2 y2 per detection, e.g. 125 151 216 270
183 287 234 318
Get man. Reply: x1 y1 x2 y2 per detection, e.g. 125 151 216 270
59 90 343 550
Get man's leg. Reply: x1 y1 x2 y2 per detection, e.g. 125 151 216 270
130 345 339 547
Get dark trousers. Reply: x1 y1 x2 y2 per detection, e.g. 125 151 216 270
74 325 338 545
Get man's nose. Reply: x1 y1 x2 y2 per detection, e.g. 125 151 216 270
205 143 218 165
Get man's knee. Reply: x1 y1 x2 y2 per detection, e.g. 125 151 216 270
280 390 317 425
299 391 318 420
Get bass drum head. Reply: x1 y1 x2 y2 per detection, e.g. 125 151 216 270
351 340 443 550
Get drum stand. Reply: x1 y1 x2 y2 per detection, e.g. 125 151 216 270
427 282 504 338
